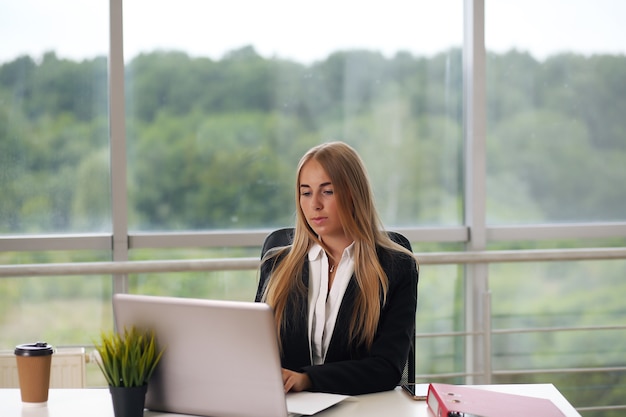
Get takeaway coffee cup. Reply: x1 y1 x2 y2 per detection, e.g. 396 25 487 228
14 342 54 406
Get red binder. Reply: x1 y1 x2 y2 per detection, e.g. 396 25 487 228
426 383 567 417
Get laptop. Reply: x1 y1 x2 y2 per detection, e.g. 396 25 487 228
112 294 347 417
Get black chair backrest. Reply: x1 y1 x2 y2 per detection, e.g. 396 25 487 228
260 228 416 385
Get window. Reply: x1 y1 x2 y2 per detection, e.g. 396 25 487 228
485 0 626 224
0 2 110 233
123 0 464 231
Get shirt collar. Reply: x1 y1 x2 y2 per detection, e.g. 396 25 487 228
308 241 355 262
308 243 324 262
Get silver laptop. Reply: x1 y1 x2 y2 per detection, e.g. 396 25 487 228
113 293 290 417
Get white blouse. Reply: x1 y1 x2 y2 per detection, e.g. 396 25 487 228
307 242 355 365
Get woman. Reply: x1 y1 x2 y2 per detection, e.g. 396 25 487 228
255 141 418 396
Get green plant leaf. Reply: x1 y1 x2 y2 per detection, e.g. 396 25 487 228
93 325 165 387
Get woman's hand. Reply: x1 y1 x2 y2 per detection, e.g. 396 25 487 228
282 368 312 392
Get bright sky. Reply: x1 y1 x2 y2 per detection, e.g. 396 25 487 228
1 0 624 64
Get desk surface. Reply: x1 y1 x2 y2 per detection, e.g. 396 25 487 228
1 384 581 417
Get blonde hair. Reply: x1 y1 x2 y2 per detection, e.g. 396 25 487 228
262 141 412 350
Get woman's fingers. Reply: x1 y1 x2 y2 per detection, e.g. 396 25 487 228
282 368 311 392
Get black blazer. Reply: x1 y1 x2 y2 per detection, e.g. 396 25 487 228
255 231 418 395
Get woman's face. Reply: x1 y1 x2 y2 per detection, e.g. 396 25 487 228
299 159 344 239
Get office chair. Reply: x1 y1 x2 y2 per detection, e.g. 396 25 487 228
260 227 416 385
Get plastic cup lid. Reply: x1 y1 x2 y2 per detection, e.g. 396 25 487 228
14 342 54 356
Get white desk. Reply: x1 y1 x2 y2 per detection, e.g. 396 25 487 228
0 384 581 417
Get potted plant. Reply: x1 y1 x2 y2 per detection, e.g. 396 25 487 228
94 326 164 417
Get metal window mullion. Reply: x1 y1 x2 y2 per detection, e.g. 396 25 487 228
109 0 128 294
488 222 626 241
463 0 489 384
126 227 470 249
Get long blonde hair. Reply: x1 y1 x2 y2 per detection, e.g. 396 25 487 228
262 141 412 350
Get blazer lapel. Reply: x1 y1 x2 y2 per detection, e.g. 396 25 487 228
325 277 359 361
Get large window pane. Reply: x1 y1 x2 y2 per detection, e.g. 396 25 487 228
0 250 113 387
0 1 110 234
490 259 626 415
124 1 464 231
485 1 626 224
